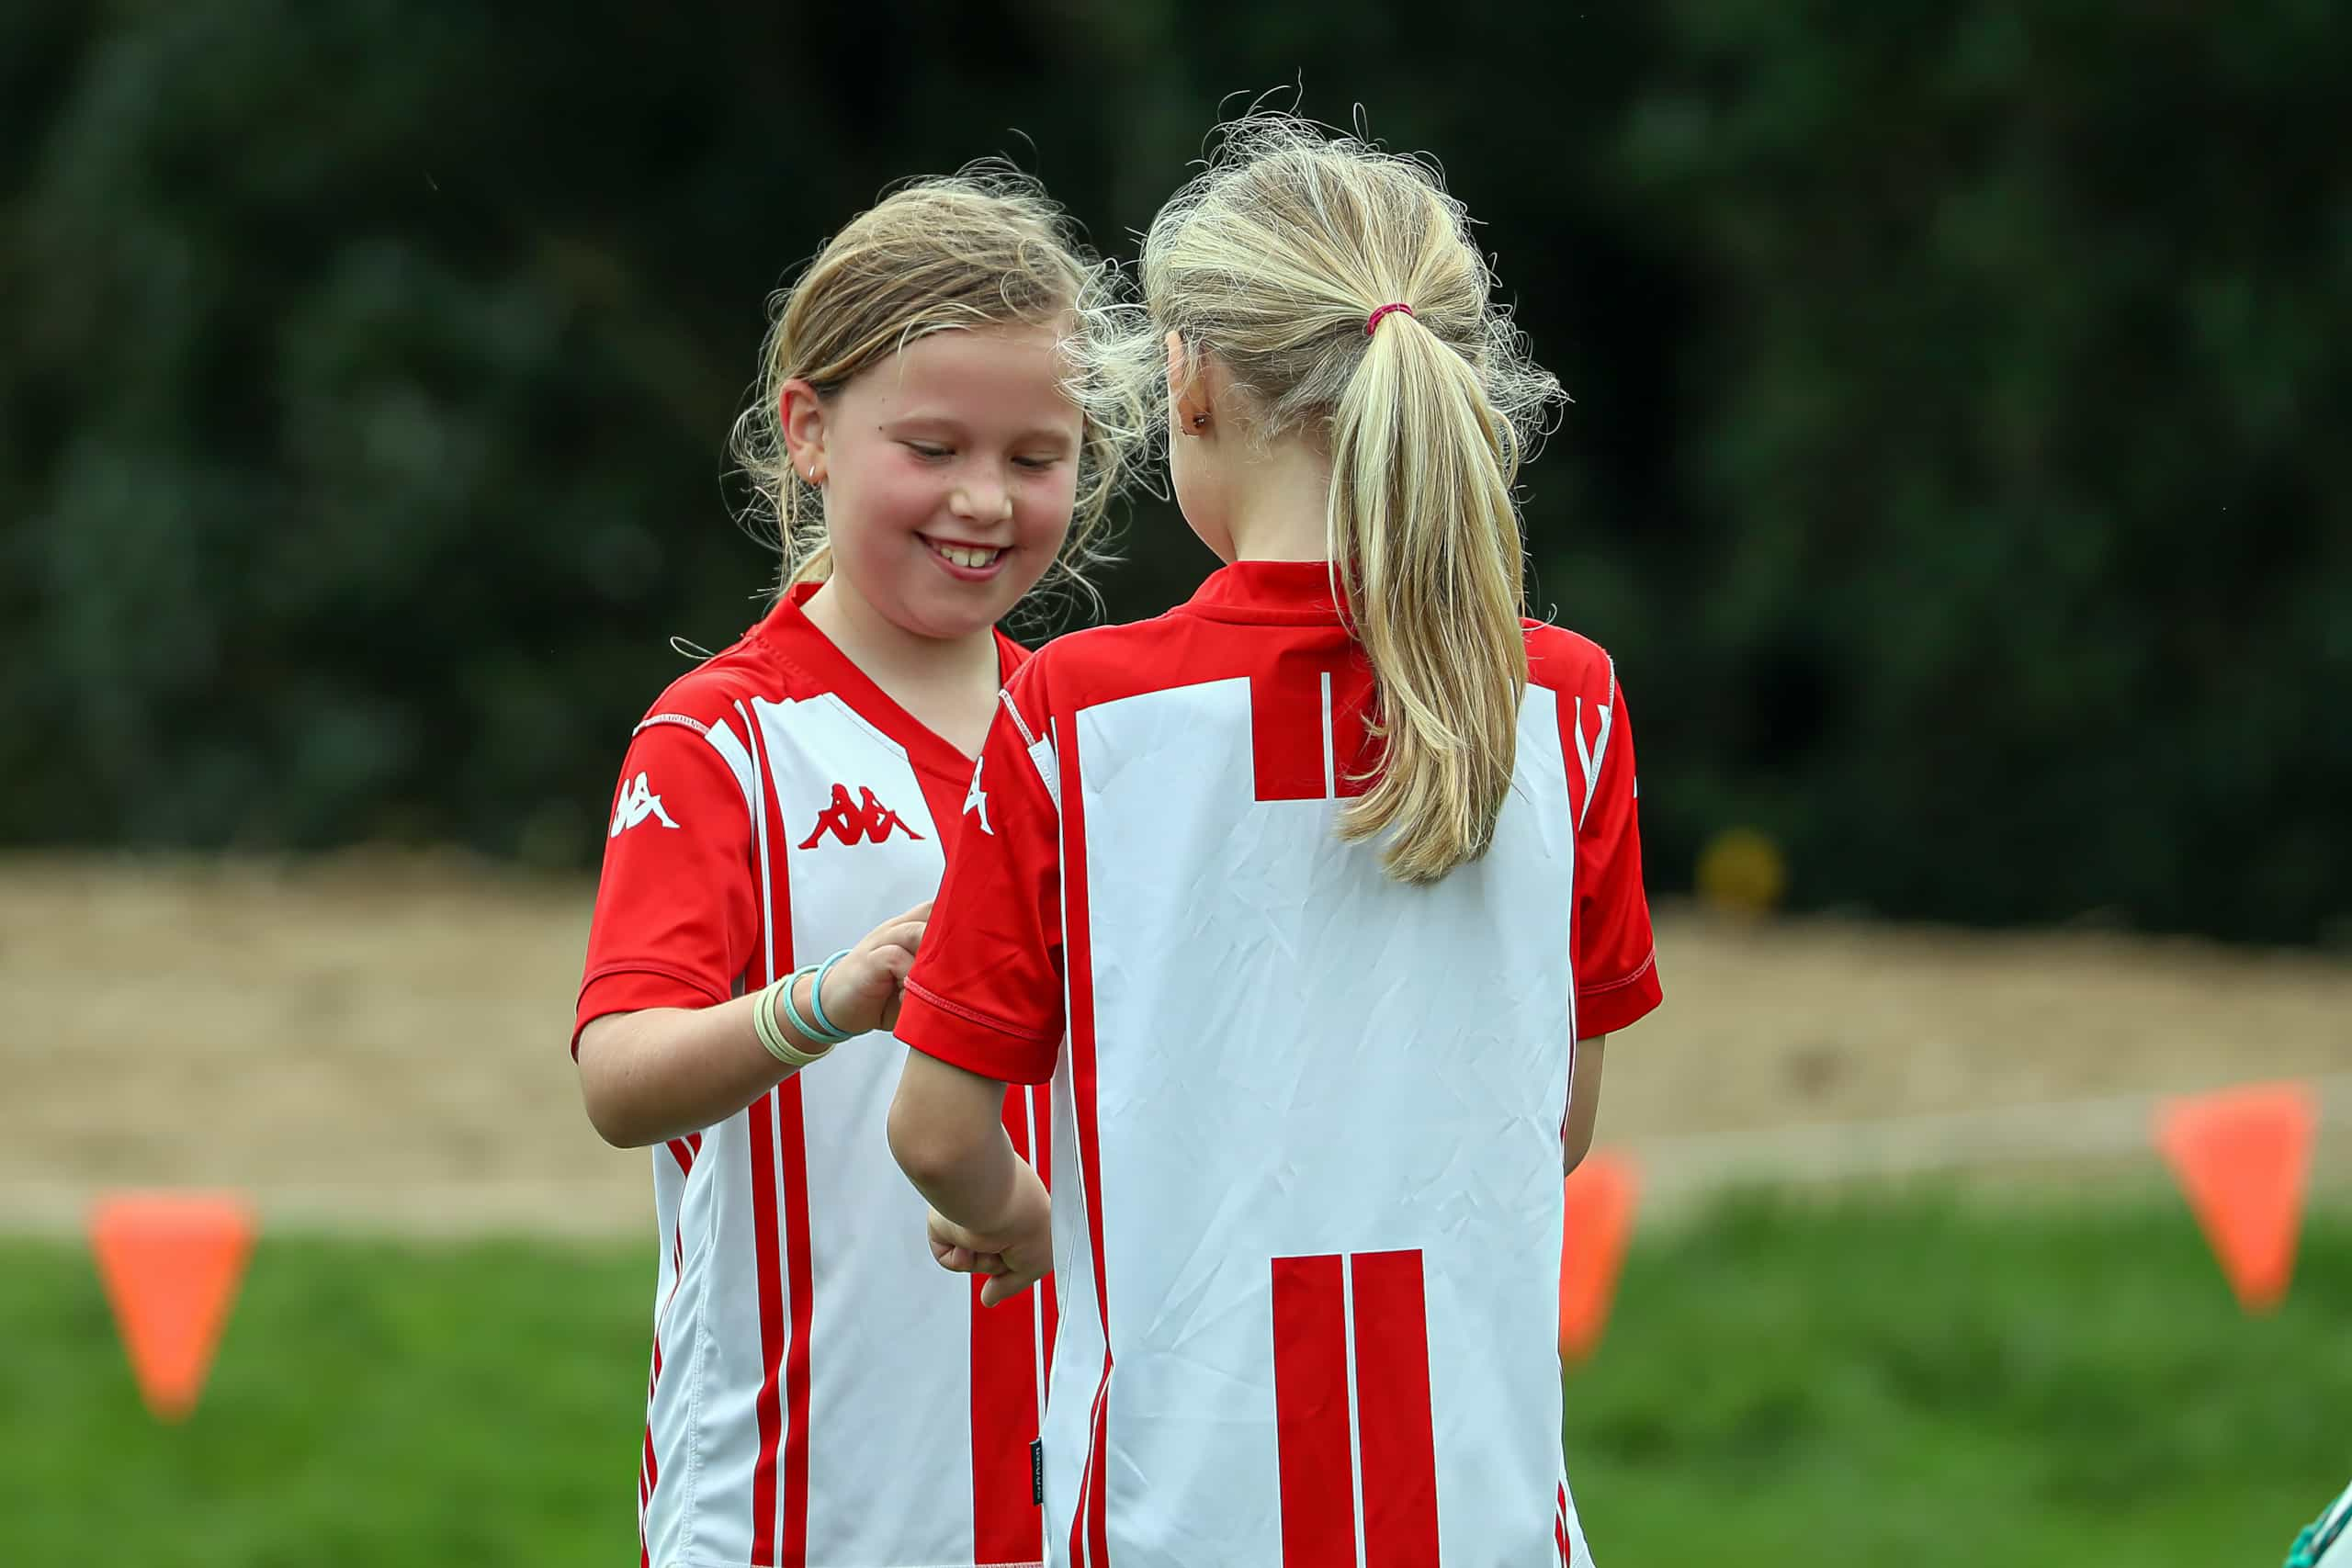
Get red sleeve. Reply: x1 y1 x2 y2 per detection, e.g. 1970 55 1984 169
1566 671 1662 1038
572 713 758 1054
894 668 1066 1085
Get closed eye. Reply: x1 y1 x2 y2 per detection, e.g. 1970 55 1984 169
1013 455 1063 471
903 442 951 460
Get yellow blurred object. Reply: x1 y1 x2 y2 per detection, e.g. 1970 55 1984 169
1697 827 1787 915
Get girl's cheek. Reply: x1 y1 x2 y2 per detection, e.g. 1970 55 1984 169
1035 468 1080 518
874 467 941 525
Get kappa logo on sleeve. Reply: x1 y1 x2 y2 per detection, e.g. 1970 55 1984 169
962 756 992 836
1572 694 1615 829
609 773 681 838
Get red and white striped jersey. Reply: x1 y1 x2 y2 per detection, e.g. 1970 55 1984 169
895 560 1661 1568
577 584 1057 1568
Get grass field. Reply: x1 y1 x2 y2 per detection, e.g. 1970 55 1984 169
6 1191 2346 1565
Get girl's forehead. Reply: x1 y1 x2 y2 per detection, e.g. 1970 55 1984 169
858 322 1080 423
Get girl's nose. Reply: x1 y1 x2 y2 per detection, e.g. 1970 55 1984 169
953 478 1014 522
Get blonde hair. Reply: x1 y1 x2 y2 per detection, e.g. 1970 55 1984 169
1107 117 1564 883
731 166 1147 608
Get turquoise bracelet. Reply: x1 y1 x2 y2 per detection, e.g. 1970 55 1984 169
806 948 854 1039
778 951 856 1048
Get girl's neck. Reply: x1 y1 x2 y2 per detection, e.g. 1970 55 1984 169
800 575 998 696
1224 434 1334 563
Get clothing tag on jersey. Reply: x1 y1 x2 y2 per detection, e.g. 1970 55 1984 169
1032 1439 1045 1506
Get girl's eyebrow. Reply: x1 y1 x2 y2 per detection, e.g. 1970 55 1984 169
883 414 1077 449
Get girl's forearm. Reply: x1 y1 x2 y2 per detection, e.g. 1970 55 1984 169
889 1052 1026 1230
1564 1033 1607 1173
577 987 821 1148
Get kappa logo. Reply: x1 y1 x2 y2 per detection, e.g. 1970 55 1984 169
797 784 925 849
962 756 991 836
609 773 680 838
1572 695 1614 829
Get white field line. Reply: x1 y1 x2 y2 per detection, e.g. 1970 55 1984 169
5 1075 2349 1236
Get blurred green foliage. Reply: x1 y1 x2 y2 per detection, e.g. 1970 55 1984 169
4 0 2344 940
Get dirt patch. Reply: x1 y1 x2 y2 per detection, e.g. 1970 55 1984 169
5 854 2347 1231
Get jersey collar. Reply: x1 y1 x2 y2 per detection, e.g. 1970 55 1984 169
749 582 1022 784
1181 559 1351 626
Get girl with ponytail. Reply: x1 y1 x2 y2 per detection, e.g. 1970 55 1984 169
888 116 1663 1565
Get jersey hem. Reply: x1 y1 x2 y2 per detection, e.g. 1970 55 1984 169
896 986 1057 1086
1576 949 1662 1037
574 964 733 1055
901 979 1059 1043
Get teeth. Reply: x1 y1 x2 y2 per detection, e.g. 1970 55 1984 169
933 542 1001 570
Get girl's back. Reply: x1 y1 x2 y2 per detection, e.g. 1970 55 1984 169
900 560 1655 1562
889 115 1661 1566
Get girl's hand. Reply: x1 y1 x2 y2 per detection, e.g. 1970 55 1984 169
927 1161 1051 1308
813 900 931 1037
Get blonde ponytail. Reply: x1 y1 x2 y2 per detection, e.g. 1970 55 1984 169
1329 307 1529 882
1094 115 1563 882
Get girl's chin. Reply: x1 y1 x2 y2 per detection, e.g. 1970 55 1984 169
889 583 1023 641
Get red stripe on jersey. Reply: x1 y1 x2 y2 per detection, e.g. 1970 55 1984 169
970 1269 1035 1562
971 1092 1044 1564
1057 715 1114 1564
1066 1373 1112 1568
639 1336 661 1537
1556 1483 1571 1564
1250 667 1329 802
742 701 814 1566
776 1078 817 1567
1086 1383 1111 1565
746 1090 787 1562
1271 1253 1357 1568
640 1207 687 1555
649 1218 682 1393
1349 1250 1441 1567
667 1137 695 1176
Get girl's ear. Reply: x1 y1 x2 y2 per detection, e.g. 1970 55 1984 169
780 378 830 485
1168 331 1216 436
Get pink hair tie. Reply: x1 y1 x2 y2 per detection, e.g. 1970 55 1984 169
1364 302 1415 337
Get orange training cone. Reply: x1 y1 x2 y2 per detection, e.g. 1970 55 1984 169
89 1191 256 1420
1559 1152 1638 1362
2154 1082 2316 1314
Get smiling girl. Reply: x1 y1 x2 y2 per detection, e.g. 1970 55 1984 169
570 171 1143 1568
